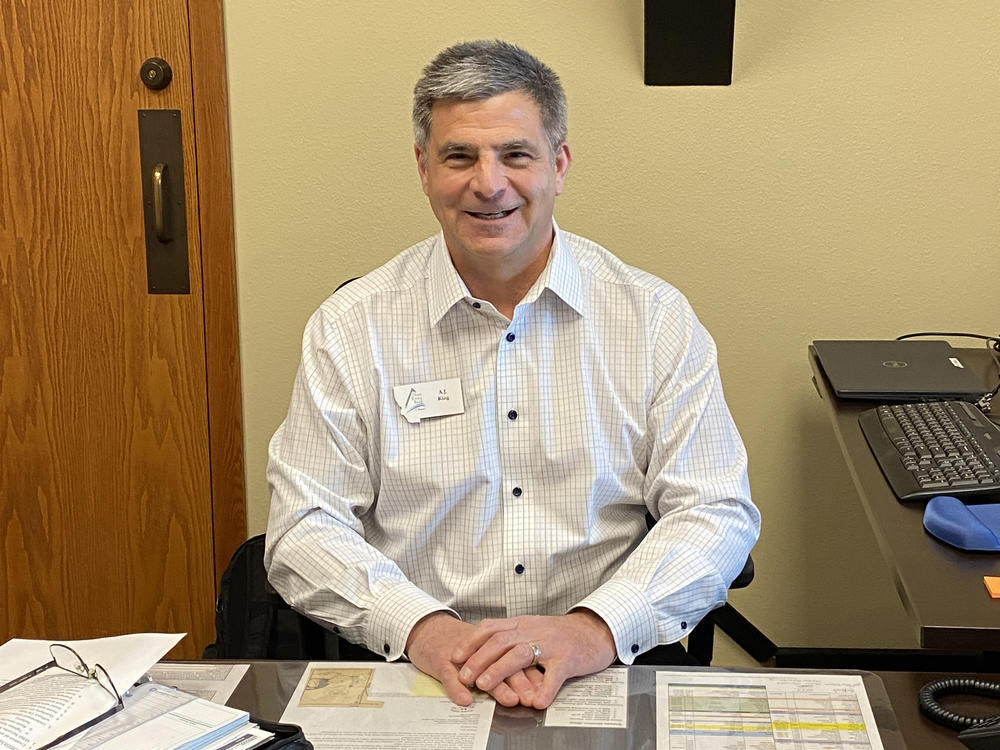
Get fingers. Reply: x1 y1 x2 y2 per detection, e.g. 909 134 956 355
471 641 538 692
530 665 568 710
457 626 531 688
451 617 518 662
435 661 475 707
503 669 537 707
488 680 520 707
524 666 545 689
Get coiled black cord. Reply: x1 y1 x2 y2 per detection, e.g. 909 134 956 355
918 678 1000 730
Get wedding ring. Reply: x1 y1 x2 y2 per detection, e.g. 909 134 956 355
527 641 542 666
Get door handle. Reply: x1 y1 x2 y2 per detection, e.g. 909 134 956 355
152 163 170 242
138 109 189 294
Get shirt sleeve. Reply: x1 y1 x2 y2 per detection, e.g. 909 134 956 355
573 292 761 664
264 306 454 660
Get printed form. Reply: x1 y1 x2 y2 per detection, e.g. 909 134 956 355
280 662 494 750
656 671 884 750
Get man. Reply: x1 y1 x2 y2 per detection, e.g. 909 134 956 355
265 39 760 710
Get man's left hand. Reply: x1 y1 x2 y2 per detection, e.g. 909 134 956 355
450 610 617 709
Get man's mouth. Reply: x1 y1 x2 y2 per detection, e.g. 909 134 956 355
466 208 517 220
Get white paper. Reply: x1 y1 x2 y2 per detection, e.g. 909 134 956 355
543 667 628 728
147 663 250 703
393 378 464 423
280 662 493 750
0 633 184 750
655 671 884 750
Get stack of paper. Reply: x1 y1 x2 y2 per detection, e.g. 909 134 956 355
64 682 273 750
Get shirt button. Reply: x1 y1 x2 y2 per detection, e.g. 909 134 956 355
631 644 640 654
514 564 525 575
506 332 516 342
472 302 481 309
512 487 522 497
680 621 688 630
507 410 518 420
383 643 390 654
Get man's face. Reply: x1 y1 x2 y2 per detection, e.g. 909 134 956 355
415 90 571 275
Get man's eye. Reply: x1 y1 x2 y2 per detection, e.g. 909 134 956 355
444 153 472 162
506 152 534 163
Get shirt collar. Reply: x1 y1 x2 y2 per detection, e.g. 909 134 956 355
426 219 587 328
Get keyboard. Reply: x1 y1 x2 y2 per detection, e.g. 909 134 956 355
858 400 1000 502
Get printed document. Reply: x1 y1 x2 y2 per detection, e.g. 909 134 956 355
656 671 884 750
543 667 628 728
280 662 494 750
146 663 251 704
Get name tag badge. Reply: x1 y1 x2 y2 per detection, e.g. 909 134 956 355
393 378 464 424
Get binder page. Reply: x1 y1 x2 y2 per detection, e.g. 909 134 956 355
655 671 885 750
0 633 183 750
280 662 494 750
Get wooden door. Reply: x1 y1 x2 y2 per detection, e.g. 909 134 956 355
0 0 245 658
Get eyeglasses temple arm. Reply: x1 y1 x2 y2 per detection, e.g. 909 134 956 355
0 659 57 694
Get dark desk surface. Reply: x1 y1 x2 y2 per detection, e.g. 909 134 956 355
227 661 914 749
809 345 1000 651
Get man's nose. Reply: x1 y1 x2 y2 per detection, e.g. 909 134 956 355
470 156 505 200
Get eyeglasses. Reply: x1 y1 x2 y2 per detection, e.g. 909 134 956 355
0 643 124 750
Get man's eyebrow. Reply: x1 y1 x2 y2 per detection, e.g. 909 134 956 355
436 139 542 156
500 139 539 151
438 141 475 155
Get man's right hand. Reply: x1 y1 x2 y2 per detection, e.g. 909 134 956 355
406 612 542 707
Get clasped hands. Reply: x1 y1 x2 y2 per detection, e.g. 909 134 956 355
405 609 617 709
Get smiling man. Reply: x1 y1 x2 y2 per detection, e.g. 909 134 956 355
265 40 760 710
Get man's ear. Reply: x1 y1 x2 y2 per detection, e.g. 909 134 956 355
554 142 572 196
414 144 430 196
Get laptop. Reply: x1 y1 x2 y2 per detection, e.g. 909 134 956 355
812 339 989 401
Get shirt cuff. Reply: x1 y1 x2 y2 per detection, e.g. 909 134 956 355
367 580 456 661
573 578 663 664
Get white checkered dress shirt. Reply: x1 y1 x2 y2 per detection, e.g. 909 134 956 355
265 223 760 663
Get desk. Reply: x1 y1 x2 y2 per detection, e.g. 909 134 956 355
809 345 1000 651
225 661 912 749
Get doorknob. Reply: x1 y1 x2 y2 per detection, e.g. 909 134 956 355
140 58 173 90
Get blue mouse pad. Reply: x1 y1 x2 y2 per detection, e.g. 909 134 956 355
923 495 1000 552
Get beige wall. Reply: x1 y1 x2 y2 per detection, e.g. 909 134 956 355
222 1 999 651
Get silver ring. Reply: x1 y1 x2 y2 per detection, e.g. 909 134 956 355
527 641 541 666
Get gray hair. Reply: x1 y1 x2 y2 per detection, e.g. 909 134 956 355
412 40 567 156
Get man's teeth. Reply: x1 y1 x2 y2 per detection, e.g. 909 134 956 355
471 209 515 219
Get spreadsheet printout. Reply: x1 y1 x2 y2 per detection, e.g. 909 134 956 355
655 671 883 750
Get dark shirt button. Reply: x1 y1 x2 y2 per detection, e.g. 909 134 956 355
680 621 687 630
506 332 515 342
472 302 481 309
507 410 518 420
514 564 525 575
383 643 390 654
630 643 640 654
512 487 522 497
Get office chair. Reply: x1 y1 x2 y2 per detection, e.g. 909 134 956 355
203 534 340 659
685 555 756 665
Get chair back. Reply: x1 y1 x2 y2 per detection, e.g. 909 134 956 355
203 534 339 659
